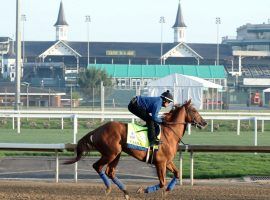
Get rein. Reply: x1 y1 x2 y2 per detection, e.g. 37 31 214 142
163 121 186 125
162 122 187 145
161 105 195 145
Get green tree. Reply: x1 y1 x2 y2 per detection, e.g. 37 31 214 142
78 67 112 96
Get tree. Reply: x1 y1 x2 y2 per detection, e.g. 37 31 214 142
78 67 112 97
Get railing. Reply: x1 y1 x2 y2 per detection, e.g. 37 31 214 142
1 143 269 185
178 145 270 186
0 143 66 183
0 110 270 146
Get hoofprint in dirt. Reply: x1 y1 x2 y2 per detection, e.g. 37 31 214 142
0 180 269 200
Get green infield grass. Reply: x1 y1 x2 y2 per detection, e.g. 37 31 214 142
0 123 270 179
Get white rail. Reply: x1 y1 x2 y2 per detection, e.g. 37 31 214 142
1 143 270 185
179 145 270 186
0 110 269 147
0 143 65 183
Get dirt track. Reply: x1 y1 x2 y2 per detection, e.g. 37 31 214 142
0 180 270 200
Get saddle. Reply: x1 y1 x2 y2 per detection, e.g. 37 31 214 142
126 123 161 151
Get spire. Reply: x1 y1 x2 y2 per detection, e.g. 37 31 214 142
54 1 68 26
54 1 69 41
172 0 186 28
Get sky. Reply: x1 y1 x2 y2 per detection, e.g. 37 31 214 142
1 0 270 43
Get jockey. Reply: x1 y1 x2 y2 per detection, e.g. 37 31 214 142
128 90 174 147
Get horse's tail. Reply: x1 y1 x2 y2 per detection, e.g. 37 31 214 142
63 132 94 165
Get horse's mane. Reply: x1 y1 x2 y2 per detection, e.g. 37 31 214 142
162 103 186 122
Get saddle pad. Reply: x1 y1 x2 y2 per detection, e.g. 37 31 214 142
127 123 160 151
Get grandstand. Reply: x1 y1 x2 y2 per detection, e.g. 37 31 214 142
239 65 270 78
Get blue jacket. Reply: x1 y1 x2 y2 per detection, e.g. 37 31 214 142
136 96 163 123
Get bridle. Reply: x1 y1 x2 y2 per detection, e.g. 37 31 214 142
164 104 200 127
161 105 202 144
185 105 204 129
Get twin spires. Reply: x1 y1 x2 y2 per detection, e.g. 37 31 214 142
53 1 186 43
54 1 68 41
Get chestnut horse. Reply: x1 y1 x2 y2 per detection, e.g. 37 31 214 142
64 100 207 199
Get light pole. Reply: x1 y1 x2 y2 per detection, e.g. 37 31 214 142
21 82 29 109
21 14 26 64
216 17 221 65
15 0 22 111
159 16 165 65
85 15 91 66
70 86 73 111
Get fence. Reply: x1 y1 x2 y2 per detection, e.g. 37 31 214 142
1 110 270 146
178 145 270 185
2 84 268 110
0 143 65 183
1 143 270 186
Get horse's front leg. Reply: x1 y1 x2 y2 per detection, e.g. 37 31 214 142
166 161 180 191
137 162 166 194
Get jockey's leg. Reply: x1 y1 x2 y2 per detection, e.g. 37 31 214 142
147 120 156 146
166 162 180 191
128 98 148 121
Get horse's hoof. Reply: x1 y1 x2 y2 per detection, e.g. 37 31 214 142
162 189 168 198
136 186 145 194
105 187 111 196
124 194 130 200
123 190 129 200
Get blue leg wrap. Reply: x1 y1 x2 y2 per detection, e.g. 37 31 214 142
99 171 111 188
146 184 160 193
166 177 178 191
112 177 126 190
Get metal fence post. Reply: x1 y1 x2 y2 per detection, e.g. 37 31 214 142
61 117 64 130
73 114 78 183
179 151 183 186
101 82 104 121
73 115 77 144
188 124 191 135
254 117 257 146
261 120 264 133
55 150 59 183
17 114 21 134
12 117 15 130
237 119 240 135
190 151 194 186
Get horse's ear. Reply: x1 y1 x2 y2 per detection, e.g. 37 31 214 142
186 99 192 106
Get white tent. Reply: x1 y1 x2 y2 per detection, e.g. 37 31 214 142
147 73 223 109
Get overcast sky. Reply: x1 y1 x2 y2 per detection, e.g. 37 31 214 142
1 0 270 43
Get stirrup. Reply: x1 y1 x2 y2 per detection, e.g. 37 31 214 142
149 139 161 147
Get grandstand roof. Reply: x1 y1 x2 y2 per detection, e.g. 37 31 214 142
89 64 226 79
20 41 232 60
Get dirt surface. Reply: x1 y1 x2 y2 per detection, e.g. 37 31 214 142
0 180 270 200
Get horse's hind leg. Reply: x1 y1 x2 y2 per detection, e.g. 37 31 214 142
93 156 114 195
105 154 130 200
165 162 179 191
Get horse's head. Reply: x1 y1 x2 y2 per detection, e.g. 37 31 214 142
183 99 207 129
165 99 207 129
